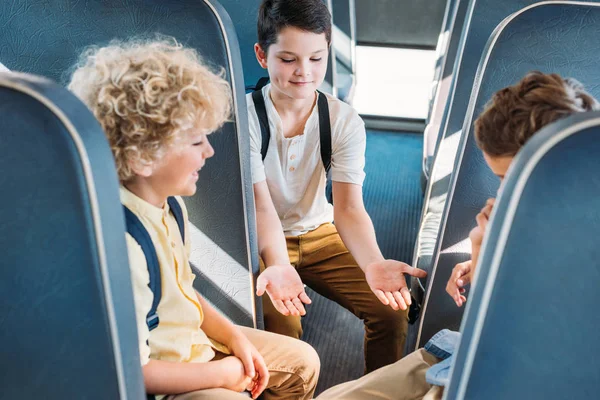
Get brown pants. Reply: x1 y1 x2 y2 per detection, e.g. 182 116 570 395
165 326 320 400
262 223 409 373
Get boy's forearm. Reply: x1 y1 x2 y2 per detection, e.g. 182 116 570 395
143 358 225 395
256 208 291 266
195 292 240 347
334 208 384 271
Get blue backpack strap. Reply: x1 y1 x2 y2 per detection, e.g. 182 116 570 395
123 205 161 332
167 197 185 244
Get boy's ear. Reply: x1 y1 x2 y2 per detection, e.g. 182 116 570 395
254 43 268 69
129 160 154 178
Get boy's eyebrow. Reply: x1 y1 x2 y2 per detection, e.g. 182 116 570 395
276 49 327 56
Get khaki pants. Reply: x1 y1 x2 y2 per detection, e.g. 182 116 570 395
261 223 409 373
166 326 320 400
316 348 443 400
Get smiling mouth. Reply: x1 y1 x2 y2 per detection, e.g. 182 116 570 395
290 81 313 85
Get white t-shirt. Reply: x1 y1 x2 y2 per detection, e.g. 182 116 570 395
247 84 366 236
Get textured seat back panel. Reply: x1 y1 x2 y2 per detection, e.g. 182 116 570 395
415 2 600 348
0 0 260 327
0 73 144 398
447 112 600 399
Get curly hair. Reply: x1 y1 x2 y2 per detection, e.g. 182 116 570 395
474 71 599 157
68 37 231 181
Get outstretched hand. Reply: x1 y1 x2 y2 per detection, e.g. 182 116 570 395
365 260 427 311
446 260 472 307
256 265 311 316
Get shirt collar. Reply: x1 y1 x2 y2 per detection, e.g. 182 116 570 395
120 185 170 221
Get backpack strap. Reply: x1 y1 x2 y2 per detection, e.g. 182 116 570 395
123 206 162 332
167 197 185 244
123 197 186 333
316 90 332 173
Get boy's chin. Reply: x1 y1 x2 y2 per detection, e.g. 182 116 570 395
178 185 198 198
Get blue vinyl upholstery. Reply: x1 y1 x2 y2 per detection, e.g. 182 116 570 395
0 72 145 399
413 1 600 348
422 0 469 180
0 0 261 328
446 111 600 399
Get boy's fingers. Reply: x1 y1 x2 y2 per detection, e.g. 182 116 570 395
240 353 255 379
255 359 269 397
374 289 389 305
292 298 306 315
405 267 428 278
256 278 267 296
284 299 300 316
392 291 407 311
298 291 312 304
385 292 399 310
400 287 412 306
273 299 290 316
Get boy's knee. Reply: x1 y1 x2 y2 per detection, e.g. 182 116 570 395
294 339 321 382
368 301 409 327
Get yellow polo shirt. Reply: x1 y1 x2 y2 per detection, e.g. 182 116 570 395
121 187 229 369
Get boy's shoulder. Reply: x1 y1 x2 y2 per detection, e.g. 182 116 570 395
320 90 361 122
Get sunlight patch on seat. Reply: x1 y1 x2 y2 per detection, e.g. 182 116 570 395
187 222 252 316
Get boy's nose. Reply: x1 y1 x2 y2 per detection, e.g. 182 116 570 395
205 142 215 158
295 62 311 77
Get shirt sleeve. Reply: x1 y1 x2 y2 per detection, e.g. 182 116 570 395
125 234 153 366
330 107 367 185
247 94 267 184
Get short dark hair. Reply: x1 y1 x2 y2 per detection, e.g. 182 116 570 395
257 0 332 53
475 71 599 157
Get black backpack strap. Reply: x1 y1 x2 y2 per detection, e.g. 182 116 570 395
123 205 161 332
167 197 185 244
316 90 332 173
251 89 271 161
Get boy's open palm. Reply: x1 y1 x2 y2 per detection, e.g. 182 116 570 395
365 260 427 311
256 265 312 316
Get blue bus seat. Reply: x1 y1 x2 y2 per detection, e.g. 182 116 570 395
412 1 600 349
0 0 261 328
415 0 600 303
0 72 145 399
422 0 469 182
446 111 600 399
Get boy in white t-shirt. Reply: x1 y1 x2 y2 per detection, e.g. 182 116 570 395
249 0 427 373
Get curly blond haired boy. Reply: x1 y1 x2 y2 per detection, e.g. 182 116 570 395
69 38 319 400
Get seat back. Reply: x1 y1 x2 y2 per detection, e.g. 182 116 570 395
415 0 600 297
332 0 357 102
423 0 469 179
0 0 261 327
0 72 145 399
446 111 600 399
413 1 600 348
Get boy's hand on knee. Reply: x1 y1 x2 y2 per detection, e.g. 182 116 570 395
365 260 427 311
227 331 270 399
214 356 255 393
256 265 311 316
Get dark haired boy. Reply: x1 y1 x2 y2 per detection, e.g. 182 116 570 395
248 0 427 373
